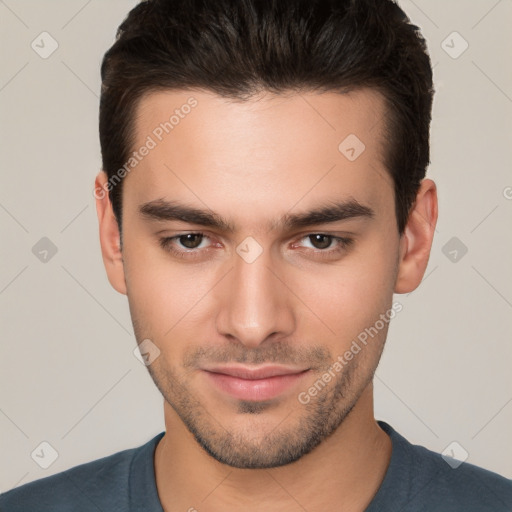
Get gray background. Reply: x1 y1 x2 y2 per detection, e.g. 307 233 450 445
1 0 511 491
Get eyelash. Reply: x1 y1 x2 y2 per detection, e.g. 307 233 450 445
158 232 354 260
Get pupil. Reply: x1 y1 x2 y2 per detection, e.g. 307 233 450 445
181 234 202 249
311 234 331 249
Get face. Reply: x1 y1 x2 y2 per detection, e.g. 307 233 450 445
111 88 404 468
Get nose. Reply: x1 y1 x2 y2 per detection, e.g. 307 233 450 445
215 245 296 349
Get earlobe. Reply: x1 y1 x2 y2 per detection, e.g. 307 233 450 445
394 179 438 294
94 171 127 295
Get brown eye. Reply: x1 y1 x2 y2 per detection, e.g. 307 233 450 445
308 234 334 249
293 234 354 259
178 233 204 249
159 232 211 255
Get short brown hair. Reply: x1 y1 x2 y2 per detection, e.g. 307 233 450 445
99 0 434 235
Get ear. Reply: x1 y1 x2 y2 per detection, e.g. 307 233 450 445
394 179 438 294
94 171 127 295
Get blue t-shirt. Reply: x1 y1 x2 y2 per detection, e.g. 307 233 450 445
1 421 511 511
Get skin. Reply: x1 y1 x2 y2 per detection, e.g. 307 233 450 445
95 88 437 511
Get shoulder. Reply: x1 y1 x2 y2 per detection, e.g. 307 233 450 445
0 447 137 511
407 438 512 509
374 421 512 512
0 433 164 512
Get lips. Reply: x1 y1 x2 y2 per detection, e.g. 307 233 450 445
202 365 310 401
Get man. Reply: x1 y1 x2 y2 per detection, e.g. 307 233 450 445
1 0 511 510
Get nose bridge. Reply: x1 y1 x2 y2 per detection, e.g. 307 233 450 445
215 244 294 347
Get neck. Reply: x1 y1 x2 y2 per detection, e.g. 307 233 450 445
154 384 391 512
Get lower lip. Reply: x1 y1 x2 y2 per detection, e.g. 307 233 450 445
204 370 310 401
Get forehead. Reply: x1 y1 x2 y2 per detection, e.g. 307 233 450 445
125 88 393 229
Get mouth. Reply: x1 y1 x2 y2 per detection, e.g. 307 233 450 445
201 365 311 401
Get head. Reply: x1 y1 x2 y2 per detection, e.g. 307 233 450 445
95 0 437 469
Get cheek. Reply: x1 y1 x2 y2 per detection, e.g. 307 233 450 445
301 248 397 344
123 238 223 345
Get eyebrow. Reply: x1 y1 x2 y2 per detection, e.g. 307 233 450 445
139 198 375 232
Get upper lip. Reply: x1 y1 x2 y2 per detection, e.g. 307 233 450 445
202 365 309 380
